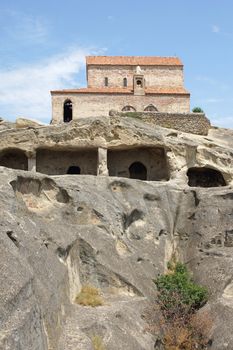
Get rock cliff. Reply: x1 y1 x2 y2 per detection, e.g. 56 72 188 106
0 117 232 349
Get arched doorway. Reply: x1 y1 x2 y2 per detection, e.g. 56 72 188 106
187 167 226 187
63 100 73 123
67 166 81 174
129 162 147 180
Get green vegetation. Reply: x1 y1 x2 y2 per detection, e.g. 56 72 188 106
155 262 208 314
144 262 212 349
92 335 106 350
192 107 204 113
75 285 104 307
121 112 142 119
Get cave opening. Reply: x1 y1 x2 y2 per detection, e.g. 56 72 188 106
129 162 147 180
0 149 28 170
67 166 81 174
187 167 226 187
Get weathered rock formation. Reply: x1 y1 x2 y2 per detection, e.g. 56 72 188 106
0 117 232 349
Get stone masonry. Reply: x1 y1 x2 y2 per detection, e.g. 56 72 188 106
51 56 190 123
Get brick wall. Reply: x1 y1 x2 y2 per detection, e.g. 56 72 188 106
87 65 184 88
51 93 190 123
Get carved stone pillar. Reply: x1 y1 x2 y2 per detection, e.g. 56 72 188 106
27 152 37 172
97 148 108 176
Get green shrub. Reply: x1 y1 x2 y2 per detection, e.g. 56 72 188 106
147 263 212 349
154 262 208 315
192 107 204 113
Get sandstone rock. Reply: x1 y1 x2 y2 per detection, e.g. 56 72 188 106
0 117 232 349
15 118 45 129
0 116 232 185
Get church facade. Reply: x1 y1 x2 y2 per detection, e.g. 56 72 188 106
51 56 190 123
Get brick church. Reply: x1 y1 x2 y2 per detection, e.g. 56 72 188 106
51 56 190 123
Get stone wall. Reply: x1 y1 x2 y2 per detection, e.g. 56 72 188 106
36 149 98 175
108 147 169 181
116 112 211 135
87 65 184 88
51 93 190 123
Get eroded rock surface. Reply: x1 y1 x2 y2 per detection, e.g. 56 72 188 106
0 118 232 349
0 116 232 185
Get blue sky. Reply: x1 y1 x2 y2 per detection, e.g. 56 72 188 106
0 0 233 128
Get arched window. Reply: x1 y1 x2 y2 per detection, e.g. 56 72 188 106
144 104 158 112
67 166 81 174
63 100 72 123
129 162 147 180
123 78 127 87
104 77 108 87
187 167 226 187
122 105 136 112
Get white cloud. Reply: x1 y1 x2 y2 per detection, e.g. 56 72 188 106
4 10 48 44
212 25 220 33
0 47 93 122
211 24 233 38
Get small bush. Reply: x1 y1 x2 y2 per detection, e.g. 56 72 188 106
192 107 204 113
155 262 208 316
92 335 106 350
75 285 103 307
145 262 212 349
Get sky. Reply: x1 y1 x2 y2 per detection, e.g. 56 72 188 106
0 0 233 128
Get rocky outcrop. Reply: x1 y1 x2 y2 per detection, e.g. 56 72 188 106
15 118 44 129
0 165 232 349
0 116 232 186
0 118 232 349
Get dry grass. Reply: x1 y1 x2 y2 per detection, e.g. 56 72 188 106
75 285 103 307
92 335 106 350
144 303 213 350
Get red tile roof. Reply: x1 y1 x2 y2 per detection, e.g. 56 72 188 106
51 87 190 95
86 56 183 66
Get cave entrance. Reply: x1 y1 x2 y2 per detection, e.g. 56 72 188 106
36 149 98 175
67 166 81 174
0 149 28 170
107 147 169 181
187 167 226 187
129 162 147 180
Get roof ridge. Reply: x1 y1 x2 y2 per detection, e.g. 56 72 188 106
86 55 179 58
86 56 183 66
